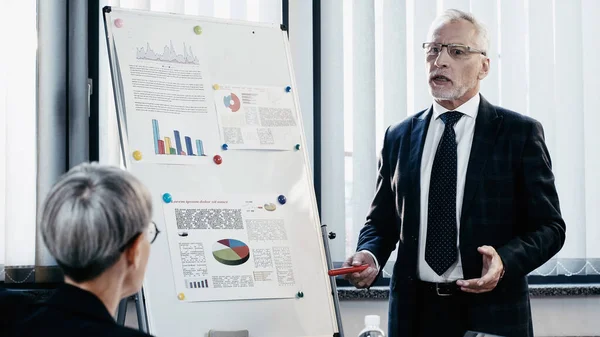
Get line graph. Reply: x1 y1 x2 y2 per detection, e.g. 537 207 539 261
136 41 199 65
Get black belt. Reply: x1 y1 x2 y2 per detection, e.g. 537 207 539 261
418 281 461 296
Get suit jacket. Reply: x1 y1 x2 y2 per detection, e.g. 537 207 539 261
0 284 152 337
356 96 566 337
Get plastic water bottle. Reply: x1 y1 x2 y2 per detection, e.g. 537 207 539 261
358 315 385 337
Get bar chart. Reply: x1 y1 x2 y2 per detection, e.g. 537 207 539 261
152 119 206 156
185 279 210 289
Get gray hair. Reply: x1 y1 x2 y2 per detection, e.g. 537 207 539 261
428 9 490 53
40 162 153 282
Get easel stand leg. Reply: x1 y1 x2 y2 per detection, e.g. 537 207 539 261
135 289 149 333
116 297 128 325
115 289 149 333
321 224 344 337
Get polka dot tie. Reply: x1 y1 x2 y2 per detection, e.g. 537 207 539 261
425 111 463 276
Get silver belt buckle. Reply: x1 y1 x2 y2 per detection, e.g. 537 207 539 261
436 283 453 297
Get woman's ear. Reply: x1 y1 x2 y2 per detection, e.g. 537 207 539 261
124 234 144 269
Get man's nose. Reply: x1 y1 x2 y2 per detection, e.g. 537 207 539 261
434 46 450 68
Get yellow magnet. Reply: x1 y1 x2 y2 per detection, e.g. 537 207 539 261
212 84 220 90
177 293 185 300
133 150 142 161
193 25 203 35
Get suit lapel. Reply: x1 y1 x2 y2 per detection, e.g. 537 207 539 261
407 108 432 235
461 95 503 220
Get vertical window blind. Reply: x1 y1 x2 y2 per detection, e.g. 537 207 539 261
0 0 38 282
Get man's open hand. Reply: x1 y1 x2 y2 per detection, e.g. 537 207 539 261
456 245 504 293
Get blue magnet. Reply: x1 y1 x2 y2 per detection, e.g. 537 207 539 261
222 143 228 150
278 195 287 205
162 193 172 203
294 144 301 150
285 86 292 93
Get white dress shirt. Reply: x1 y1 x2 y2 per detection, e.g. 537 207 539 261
417 93 480 282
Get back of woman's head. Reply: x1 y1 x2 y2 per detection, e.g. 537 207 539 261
40 162 153 282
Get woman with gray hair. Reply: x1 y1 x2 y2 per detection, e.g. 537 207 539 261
1 162 158 337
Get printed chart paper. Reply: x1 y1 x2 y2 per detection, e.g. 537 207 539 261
213 85 301 150
111 26 221 164
162 194 298 302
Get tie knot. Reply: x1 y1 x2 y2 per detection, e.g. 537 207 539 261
440 111 463 127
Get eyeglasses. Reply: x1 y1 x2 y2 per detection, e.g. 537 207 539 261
147 221 160 244
119 221 161 252
422 42 487 59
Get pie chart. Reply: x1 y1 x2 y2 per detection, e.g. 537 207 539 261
223 93 241 112
212 239 250 266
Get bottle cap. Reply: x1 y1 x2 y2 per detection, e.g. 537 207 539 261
365 315 380 327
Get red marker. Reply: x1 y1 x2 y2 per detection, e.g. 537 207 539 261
328 264 369 276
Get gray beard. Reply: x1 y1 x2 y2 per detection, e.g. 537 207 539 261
430 84 469 100
429 78 478 101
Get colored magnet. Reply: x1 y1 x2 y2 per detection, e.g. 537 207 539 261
213 84 220 90
222 144 228 150
114 18 124 28
296 291 304 298
193 25 203 35
133 150 143 161
278 195 287 205
264 203 276 211
213 155 223 165
162 193 172 203
177 293 185 300
294 144 301 151
285 86 292 92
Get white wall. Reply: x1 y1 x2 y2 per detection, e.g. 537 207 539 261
339 297 600 337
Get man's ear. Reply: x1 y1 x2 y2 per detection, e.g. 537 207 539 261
478 57 490 80
124 234 144 269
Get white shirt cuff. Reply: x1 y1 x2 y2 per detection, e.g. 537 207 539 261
359 250 380 271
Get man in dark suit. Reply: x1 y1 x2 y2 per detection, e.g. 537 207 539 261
343 9 566 337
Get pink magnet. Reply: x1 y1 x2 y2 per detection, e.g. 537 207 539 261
213 155 223 165
114 18 124 28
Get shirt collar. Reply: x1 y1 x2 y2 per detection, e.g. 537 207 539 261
432 93 480 120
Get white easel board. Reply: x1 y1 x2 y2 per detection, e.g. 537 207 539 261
103 7 338 337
